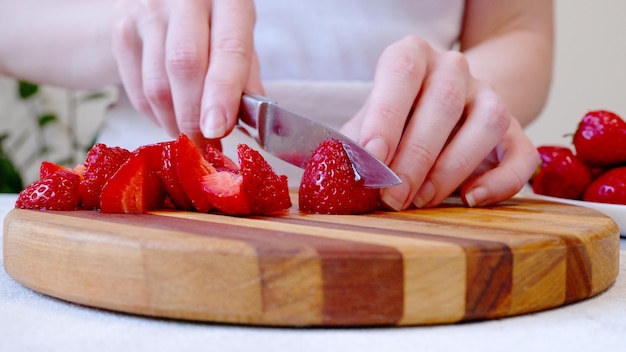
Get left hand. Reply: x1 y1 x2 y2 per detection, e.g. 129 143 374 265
340 36 539 210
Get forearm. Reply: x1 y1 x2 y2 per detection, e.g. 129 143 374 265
461 0 554 127
0 0 119 89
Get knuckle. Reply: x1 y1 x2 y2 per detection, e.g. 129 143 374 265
166 47 204 77
213 35 250 60
372 102 406 125
142 77 171 105
405 142 437 167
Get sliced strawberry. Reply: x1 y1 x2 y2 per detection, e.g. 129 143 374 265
204 143 239 172
175 133 217 212
201 170 250 215
16 170 81 211
80 143 131 209
100 145 166 213
299 138 378 214
143 140 194 210
238 143 291 214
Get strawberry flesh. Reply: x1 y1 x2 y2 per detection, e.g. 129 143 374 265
202 171 250 215
299 138 378 214
100 144 166 213
174 134 217 213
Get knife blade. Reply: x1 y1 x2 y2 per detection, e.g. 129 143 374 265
237 92 401 188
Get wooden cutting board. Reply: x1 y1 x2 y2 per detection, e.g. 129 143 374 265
3 196 620 326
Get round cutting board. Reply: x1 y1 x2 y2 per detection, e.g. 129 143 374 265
2 196 620 326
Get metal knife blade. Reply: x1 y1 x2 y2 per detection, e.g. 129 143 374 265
238 93 401 188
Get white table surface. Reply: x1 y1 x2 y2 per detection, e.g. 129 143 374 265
1 193 625 352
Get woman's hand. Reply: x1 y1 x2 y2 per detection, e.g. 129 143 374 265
111 0 263 146
341 36 539 210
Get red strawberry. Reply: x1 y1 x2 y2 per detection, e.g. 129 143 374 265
100 144 166 213
573 110 626 167
80 143 131 209
238 143 291 214
175 134 217 212
583 166 626 205
299 138 378 214
204 143 239 172
532 146 592 199
143 141 194 210
15 170 81 211
201 171 250 215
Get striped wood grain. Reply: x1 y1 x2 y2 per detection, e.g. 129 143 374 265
3 197 620 326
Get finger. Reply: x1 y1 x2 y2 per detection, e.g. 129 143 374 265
165 0 210 142
200 0 256 139
354 36 428 164
111 15 158 125
138 9 178 136
460 119 539 207
380 50 470 211
413 85 511 208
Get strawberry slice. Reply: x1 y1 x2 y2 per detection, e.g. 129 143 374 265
204 143 239 172
238 143 291 214
16 170 81 211
201 170 250 215
80 143 131 209
100 144 166 213
299 138 379 214
143 140 194 210
175 134 217 213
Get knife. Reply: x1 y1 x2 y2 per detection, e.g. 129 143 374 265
237 92 401 188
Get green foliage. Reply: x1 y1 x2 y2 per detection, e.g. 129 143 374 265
0 135 24 193
0 80 110 193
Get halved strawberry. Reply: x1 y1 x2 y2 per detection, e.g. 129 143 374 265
204 143 239 172
80 143 131 209
299 138 378 214
201 170 250 215
16 170 81 211
100 145 166 213
238 143 291 214
175 134 217 212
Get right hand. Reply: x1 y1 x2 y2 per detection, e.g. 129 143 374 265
111 0 264 146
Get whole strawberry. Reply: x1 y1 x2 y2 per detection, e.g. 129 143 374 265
299 138 378 214
583 166 626 205
16 170 81 210
532 146 592 200
573 110 626 167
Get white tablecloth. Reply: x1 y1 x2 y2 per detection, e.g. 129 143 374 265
1 194 625 352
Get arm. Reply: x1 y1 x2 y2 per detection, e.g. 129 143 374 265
461 0 554 126
0 0 118 89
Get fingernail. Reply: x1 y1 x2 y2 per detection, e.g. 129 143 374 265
380 175 410 211
201 108 226 139
413 180 436 208
464 186 488 207
364 137 389 162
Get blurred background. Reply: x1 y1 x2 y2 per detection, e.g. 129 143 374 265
1 0 625 191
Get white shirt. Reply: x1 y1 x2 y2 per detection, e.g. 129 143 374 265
98 0 465 185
